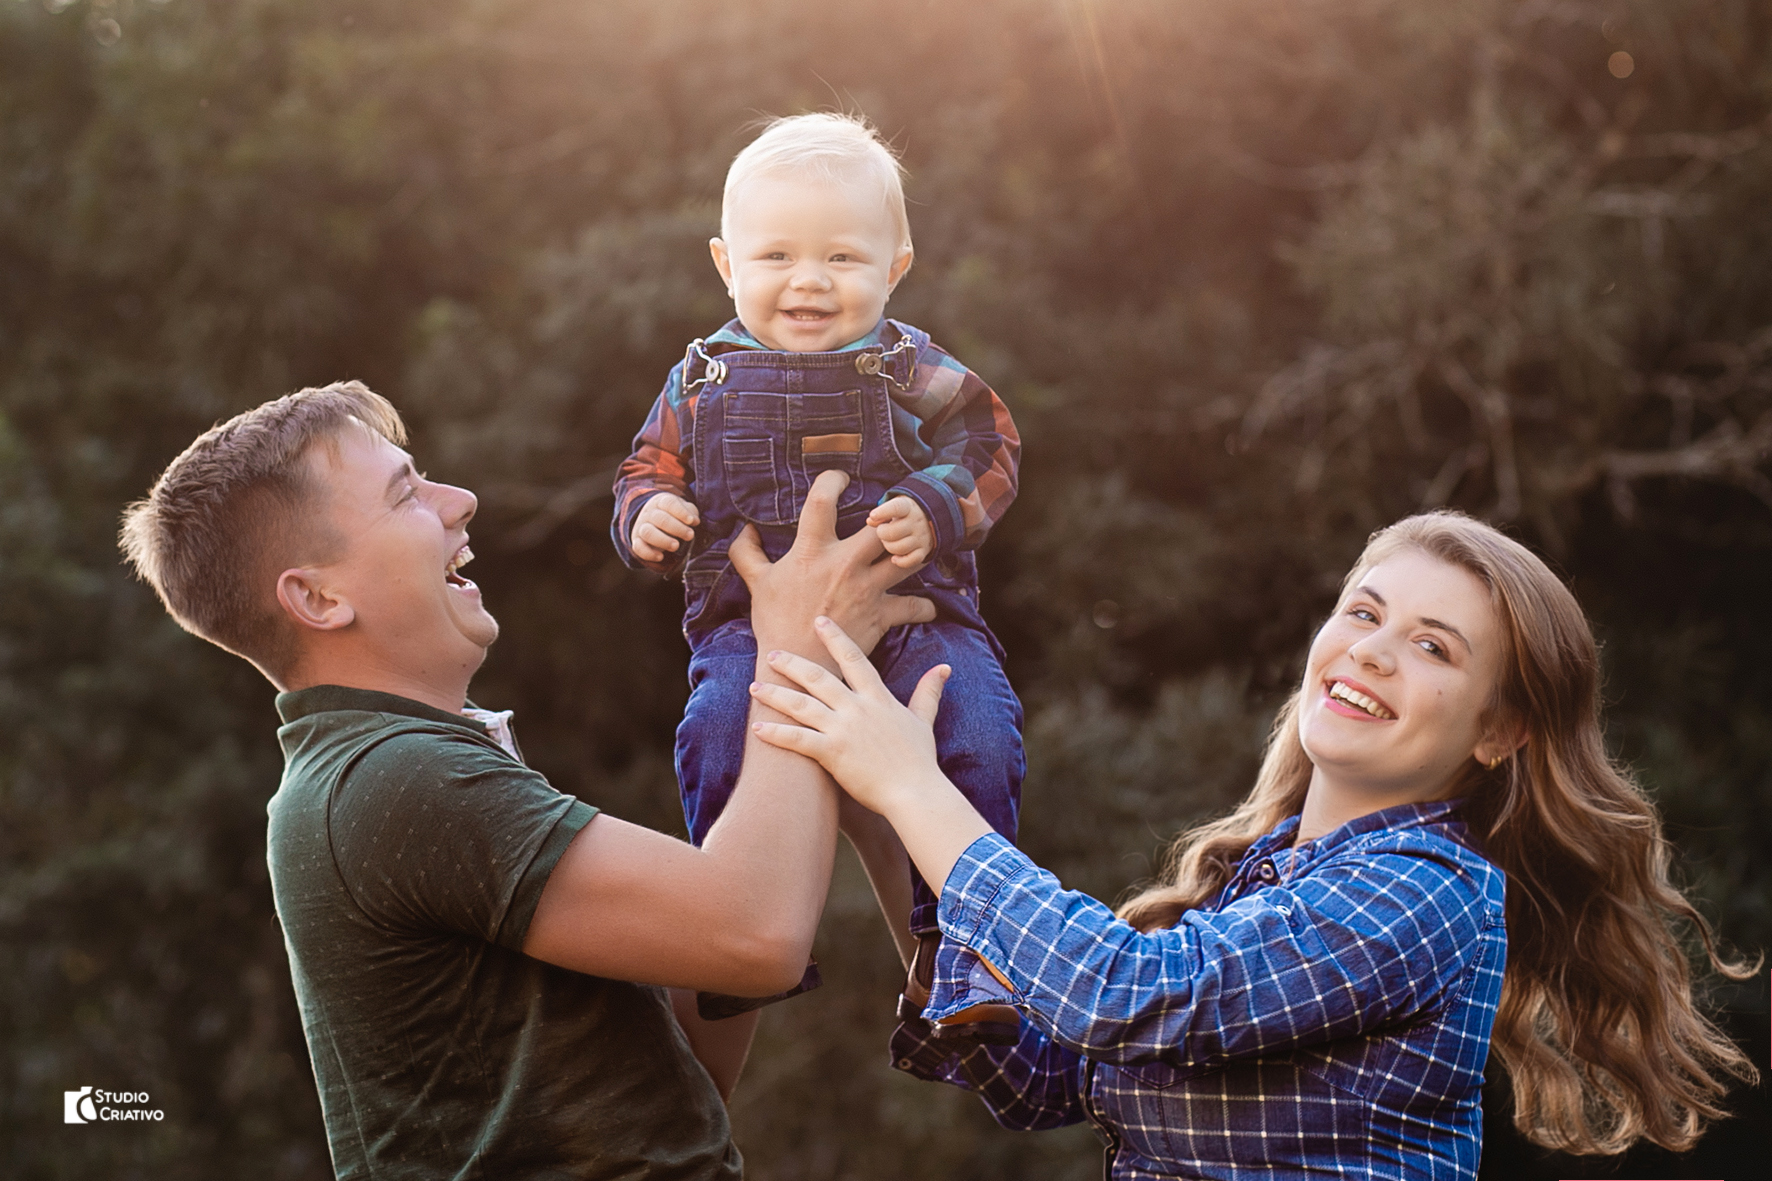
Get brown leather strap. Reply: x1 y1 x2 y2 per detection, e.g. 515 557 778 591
801 433 862 455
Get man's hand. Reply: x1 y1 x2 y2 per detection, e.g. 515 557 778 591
732 471 935 664
866 496 934 569
522 473 935 1008
631 493 700 562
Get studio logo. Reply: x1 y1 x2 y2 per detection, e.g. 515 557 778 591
63 1087 96 1124
62 1087 163 1124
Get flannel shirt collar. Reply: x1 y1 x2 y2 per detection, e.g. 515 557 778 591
1227 797 1468 894
704 317 889 353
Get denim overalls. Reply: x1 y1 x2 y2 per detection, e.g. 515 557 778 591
672 322 1023 936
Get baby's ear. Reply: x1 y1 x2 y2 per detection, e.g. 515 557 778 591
709 237 734 295
887 244 914 292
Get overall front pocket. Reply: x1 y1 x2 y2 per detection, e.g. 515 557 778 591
721 435 790 525
799 431 865 507
792 390 868 511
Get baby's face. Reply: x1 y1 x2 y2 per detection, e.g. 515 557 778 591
711 170 912 353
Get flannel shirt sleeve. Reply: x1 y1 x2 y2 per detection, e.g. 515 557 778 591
885 346 1020 558
610 362 695 575
888 1011 1087 1131
925 833 1491 1073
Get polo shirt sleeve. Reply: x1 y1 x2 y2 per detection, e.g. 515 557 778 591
327 728 597 950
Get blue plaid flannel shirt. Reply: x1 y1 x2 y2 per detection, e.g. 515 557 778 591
891 800 1507 1179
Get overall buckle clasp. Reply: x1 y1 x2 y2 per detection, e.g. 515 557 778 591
683 339 728 392
854 334 917 390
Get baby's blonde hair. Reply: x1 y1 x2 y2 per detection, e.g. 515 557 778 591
721 112 911 248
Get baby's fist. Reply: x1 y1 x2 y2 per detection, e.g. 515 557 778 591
867 496 933 569
631 493 700 563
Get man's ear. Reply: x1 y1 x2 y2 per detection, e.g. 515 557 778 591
886 244 914 294
276 568 354 633
709 237 734 297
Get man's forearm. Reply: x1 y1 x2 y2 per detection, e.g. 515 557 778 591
522 470 934 992
694 643 842 979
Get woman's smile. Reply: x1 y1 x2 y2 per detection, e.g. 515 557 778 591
1324 676 1396 720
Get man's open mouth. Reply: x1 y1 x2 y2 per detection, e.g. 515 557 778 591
1327 679 1395 720
445 543 475 588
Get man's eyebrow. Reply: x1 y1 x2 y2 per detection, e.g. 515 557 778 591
384 459 415 501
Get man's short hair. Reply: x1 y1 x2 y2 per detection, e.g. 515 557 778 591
722 111 911 249
119 381 407 681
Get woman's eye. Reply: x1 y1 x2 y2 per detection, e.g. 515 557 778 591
1350 606 1377 623
1417 638 1447 658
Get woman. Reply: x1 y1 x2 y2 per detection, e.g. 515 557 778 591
749 512 1757 1177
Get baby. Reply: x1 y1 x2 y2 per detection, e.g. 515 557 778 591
611 113 1023 1042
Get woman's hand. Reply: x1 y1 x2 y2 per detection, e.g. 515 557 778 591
750 617 994 892
749 617 949 814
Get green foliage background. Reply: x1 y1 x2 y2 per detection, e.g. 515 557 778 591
1 0 1767 1176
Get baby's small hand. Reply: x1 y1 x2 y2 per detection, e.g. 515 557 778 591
631 493 700 562
867 496 933 570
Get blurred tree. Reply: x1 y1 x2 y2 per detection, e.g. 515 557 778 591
0 0 1764 1177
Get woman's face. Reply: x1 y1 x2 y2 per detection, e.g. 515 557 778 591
1297 547 1511 805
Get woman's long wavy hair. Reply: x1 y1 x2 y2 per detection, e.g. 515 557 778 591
1119 511 1759 1155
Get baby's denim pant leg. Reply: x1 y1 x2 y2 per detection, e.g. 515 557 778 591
873 620 1025 936
676 616 1024 936
675 618 760 846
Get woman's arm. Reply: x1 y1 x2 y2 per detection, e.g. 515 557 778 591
838 795 918 970
751 622 1498 1070
916 833 1495 1070
890 1012 1087 1131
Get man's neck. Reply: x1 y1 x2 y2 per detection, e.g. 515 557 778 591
284 654 473 715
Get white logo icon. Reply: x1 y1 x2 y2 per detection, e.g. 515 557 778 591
64 1087 97 1124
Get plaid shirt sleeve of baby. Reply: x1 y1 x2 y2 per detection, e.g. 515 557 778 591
892 804 1507 1173
885 337 1020 557
611 360 695 574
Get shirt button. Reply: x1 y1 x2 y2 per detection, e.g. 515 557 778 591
1256 860 1278 884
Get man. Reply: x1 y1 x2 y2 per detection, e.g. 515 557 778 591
119 381 932 1178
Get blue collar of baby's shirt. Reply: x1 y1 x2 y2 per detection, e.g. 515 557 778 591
704 318 889 353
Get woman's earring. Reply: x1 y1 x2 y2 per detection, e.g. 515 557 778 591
1485 753 1505 771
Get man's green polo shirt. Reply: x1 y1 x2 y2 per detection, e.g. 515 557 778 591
269 685 740 1180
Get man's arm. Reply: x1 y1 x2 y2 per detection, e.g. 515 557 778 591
524 470 936 994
